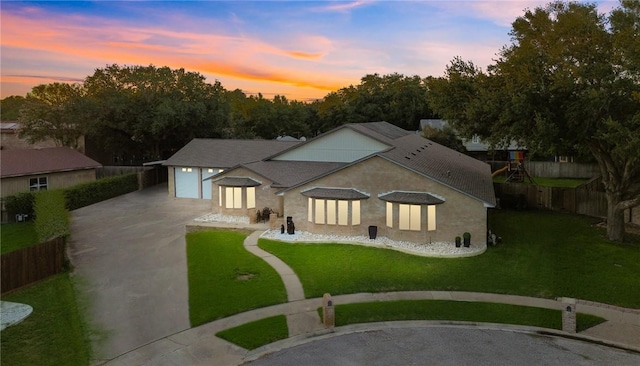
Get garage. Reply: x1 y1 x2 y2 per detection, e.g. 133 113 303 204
174 167 199 198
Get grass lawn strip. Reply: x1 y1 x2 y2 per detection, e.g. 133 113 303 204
0 273 92 366
1 222 38 254
258 210 640 308
320 300 605 333
216 315 288 350
187 230 287 327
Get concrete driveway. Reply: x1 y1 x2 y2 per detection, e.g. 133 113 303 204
68 184 212 362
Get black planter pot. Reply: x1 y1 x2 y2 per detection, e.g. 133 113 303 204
368 225 378 239
455 237 461 247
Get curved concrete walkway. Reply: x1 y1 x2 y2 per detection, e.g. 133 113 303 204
101 230 640 365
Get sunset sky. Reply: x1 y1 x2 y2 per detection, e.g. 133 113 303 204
1 1 617 101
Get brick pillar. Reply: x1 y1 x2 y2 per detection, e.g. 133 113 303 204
560 297 577 333
323 293 335 329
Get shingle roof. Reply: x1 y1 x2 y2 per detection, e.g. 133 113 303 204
270 122 496 207
0 147 102 178
214 177 261 187
164 138 299 168
240 160 346 188
378 191 445 205
379 134 496 206
301 187 370 200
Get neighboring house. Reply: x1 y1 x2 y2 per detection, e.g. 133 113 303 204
0 121 58 150
419 119 525 162
163 139 300 199
0 147 102 199
169 122 496 246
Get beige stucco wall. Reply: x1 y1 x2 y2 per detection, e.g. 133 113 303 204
282 156 489 246
1 169 97 198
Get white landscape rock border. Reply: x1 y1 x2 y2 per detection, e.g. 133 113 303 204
193 213 486 257
261 230 486 258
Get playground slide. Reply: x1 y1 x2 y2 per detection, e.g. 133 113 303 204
492 165 509 177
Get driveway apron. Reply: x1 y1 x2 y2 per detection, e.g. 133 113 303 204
68 184 212 361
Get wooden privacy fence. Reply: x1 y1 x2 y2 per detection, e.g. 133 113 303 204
1 237 67 294
494 183 608 218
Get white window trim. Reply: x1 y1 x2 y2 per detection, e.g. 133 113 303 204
29 176 48 191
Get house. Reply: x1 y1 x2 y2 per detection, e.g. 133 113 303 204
419 119 525 162
0 121 58 151
163 139 300 199
0 147 102 199
169 122 496 246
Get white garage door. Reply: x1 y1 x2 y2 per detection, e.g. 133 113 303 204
175 167 199 198
201 168 220 199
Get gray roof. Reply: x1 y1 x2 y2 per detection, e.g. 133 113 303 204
214 177 261 187
272 122 496 206
164 138 299 168
378 191 445 205
301 187 370 200
419 119 524 152
379 134 496 206
240 160 346 188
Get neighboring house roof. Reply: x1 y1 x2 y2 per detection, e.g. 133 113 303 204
163 138 300 168
0 121 19 133
0 147 102 178
379 191 445 205
214 177 262 187
419 119 524 152
301 187 370 200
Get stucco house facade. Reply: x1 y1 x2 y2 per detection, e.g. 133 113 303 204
169 122 496 246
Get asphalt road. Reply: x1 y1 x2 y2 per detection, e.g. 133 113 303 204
247 327 640 366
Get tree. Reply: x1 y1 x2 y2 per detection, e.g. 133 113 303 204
314 73 436 133
17 83 86 149
422 125 467 153
83 64 229 162
428 1 640 241
0 95 26 121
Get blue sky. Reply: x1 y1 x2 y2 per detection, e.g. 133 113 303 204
1 1 618 101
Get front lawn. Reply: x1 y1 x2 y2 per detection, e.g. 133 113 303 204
216 315 288 350
325 300 605 333
259 210 640 308
1 222 38 254
187 230 287 326
0 273 92 366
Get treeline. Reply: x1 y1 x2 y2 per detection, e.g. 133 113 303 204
1 65 437 163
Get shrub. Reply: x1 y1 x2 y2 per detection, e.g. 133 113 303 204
4 192 36 221
64 174 138 210
34 190 70 242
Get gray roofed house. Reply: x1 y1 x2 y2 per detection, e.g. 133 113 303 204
167 121 496 249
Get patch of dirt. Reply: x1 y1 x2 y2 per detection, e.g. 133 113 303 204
236 273 255 281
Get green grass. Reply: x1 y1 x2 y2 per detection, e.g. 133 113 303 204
493 176 587 187
0 273 92 366
320 300 605 332
259 210 640 308
1 222 38 254
187 230 288 326
216 315 288 350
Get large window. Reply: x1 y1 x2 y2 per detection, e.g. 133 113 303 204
399 204 421 231
386 203 437 231
222 186 255 209
309 198 361 226
29 176 48 191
